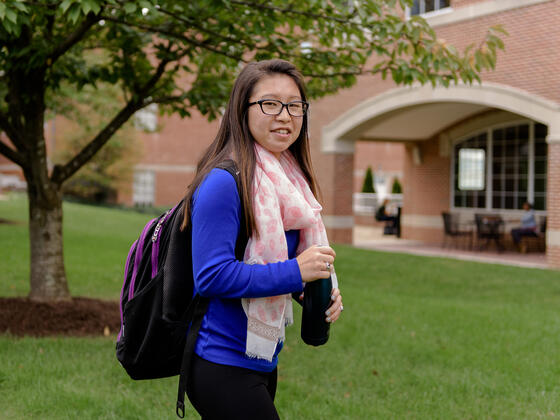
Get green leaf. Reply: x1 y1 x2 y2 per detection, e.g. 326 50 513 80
60 0 74 14
5 7 17 24
124 3 137 14
67 3 82 24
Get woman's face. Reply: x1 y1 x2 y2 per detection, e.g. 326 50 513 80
247 74 304 159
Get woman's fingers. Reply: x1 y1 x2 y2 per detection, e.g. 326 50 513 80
296 245 336 282
325 288 343 323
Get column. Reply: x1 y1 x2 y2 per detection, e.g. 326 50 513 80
546 140 560 269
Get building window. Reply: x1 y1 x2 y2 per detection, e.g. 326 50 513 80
453 122 548 211
454 133 487 209
458 148 485 191
134 103 158 132
410 0 450 16
133 170 155 207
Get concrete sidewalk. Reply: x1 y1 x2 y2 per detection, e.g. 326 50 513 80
353 225 548 269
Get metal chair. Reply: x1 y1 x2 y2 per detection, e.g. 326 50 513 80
441 212 473 249
474 213 505 251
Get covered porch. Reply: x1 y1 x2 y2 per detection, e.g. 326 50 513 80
321 83 560 269
353 224 547 269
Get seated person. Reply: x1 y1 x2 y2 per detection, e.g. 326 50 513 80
511 202 538 252
376 198 399 234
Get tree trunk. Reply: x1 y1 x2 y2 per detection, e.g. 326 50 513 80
27 185 71 302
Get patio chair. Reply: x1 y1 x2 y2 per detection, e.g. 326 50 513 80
519 216 547 253
441 212 473 249
474 213 505 252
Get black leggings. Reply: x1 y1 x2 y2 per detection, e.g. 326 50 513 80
187 355 280 420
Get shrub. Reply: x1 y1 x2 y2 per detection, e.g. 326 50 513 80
361 166 376 193
391 178 402 194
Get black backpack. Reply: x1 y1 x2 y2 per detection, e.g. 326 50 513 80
116 160 248 418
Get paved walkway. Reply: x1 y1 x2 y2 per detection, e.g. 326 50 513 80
353 226 548 269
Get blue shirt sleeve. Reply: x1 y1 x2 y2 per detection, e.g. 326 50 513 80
191 168 303 299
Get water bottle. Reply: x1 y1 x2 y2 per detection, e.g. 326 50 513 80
301 275 332 346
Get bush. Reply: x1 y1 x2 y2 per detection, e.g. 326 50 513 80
391 178 402 194
361 166 375 193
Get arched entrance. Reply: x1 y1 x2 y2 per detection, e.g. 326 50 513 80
321 82 560 269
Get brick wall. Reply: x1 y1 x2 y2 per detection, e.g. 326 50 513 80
354 142 405 192
434 1 560 103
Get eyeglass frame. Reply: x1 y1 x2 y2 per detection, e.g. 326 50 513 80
247 99 309 117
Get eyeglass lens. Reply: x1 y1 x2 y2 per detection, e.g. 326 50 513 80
260 100 307 116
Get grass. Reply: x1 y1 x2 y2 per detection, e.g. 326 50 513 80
1 192 560 419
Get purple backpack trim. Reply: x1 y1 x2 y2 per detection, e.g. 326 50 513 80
129 218 157 300
118 239 138 341
151 205 177 278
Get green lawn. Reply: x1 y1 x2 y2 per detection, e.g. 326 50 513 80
1 193 560 419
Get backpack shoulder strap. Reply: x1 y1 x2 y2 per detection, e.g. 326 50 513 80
176 160 249 418
216 159 248 259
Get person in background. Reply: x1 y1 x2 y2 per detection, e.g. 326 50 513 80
511 201 538 253
183 59 343 419
375 198 399 235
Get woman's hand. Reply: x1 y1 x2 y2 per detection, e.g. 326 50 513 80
325 288 343 323
296 245 336 283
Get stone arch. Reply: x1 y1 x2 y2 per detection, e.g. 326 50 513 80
322 82 560 153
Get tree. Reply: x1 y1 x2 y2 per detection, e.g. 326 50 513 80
392 178 403 194
0 0 505 301
361 166 375 193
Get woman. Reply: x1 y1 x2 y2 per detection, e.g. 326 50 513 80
511 201 538 252
183 59 343 419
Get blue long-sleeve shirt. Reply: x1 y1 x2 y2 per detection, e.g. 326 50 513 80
191 168 303 372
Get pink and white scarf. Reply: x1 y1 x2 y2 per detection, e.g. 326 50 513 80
242 143 337 361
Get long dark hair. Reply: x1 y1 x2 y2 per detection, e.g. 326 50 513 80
182 59 319 238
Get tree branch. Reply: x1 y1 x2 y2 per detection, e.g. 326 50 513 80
50 54 173 185
0 110 25 152
0 139 26 168
100 15 247 63
50 98 141 185
48 13 102 64
229 0 355 25
154 5 257 51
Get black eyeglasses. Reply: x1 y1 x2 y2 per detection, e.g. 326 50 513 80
248 99 309 117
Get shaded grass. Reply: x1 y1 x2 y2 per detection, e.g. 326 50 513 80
1 193 560 418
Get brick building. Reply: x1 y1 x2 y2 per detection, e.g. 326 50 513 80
2 0 559 268
316 0 560 268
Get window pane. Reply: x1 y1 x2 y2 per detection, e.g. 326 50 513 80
492 194 502 209
518 124 529 140
535 123 548 140
493 128 504 141
534 195 546 211
534 158 547 175
505 195 514 209
535 141 548 157
505 126 516 140
454 194 462 207
439 0 450 7
411 0 420 15
458 148 485 190
425 0 435 12
534 177 547 193
476 193 486 208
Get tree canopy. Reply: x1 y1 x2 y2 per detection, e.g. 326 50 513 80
0 0 505 301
